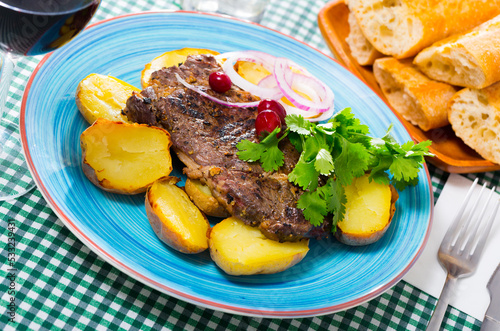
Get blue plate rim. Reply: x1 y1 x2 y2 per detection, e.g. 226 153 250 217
19 10 435 318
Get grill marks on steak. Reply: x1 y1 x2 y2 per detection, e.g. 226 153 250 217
124 54 331 242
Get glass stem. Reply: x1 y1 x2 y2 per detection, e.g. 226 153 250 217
0 51 17 124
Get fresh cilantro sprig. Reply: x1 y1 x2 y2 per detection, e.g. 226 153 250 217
236 127 286 172
236 108 433 230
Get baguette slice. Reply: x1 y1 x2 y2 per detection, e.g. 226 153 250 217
346 11 383 66
448 82 500 164
348 0 500 59
373 57 457 131
414 15 500 89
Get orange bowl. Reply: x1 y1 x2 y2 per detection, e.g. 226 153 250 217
318 0 500 173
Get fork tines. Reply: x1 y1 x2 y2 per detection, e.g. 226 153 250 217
442 178 500 262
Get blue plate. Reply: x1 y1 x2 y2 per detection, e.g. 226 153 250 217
21 11 433 317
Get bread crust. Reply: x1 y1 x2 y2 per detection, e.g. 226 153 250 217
345 11 383 65
349 0 500 59
414 15 500 89
448 82 500 164
373 57 457 131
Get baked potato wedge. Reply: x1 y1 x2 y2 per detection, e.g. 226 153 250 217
209 217 309 276
335 175 399 246
141 48 220 88
146 177 210 254
80 118 173 194
76 73 140 124
184 178 230 218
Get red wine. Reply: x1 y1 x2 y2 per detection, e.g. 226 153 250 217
0 0 100 56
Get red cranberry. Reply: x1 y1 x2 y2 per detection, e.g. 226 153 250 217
209 72 232 93
257 99 286 125
255 110 282 139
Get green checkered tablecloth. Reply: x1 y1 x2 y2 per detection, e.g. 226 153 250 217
1 0 498 330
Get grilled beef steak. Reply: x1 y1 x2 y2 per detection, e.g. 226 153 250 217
124 54 331 242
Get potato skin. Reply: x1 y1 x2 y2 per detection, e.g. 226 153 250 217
209 245 306 276
80 119 172 195
81 161 157 195
335 184 399 246
209 217 309 276
184 179 230 218
146 178 210 254
76 73 139 124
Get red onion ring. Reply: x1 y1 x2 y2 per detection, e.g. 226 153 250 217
257 74 277 88
178 51 335 119
175 73 260 108
274 57 334 113
279 101 335 122
216 51 283 100
259 58 334 120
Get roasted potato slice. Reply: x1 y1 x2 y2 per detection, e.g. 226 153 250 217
209 217 309 276
184 178 230 218
76 73 140 124
80 118 172 194
335 175 399 246
141 48 220 88
146 177 210 254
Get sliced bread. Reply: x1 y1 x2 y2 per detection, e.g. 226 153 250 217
414 15 500 89
448 82 500 164
373 57 457 131
346 11 383 66
348 0 500 59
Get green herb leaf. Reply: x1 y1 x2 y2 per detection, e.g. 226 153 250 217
287 131 303 153
288 156 320 191
315 148 334 175
236 109 431 232
322 178 346 228
390 155 422 183
236 139 266 163
367 156 392 186
260 143 285 172
334 138 370 186
286 114 313 135
297 190 328 226
331 108 370 137
236 127 285 172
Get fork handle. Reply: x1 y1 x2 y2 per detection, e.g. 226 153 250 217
427 274 458 331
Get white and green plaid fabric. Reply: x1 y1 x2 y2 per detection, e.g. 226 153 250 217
0 0 497 330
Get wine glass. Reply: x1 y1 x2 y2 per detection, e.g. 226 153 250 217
0 0 101 200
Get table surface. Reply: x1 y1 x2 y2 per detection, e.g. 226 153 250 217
0 0 497 330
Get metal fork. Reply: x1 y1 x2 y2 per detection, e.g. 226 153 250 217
427 178 500 331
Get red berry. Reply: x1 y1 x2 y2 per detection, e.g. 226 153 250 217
209 72 232 93
255 110 282 140
257 99 286 125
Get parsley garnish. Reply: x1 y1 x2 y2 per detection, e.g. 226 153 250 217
236 127 285 172
236 108 433 230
